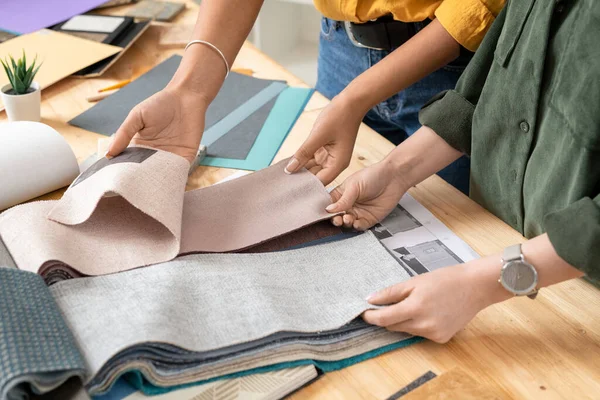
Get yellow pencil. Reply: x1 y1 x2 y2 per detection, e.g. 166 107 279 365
87 90 117 102
98 79 131 93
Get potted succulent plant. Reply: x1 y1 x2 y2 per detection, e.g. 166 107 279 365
1 51 42 122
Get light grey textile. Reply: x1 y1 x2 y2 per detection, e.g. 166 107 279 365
50 232 410 394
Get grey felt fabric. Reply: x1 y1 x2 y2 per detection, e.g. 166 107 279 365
208 97 278 160
68 55 279 137
0 268 86 400
49 232 411 394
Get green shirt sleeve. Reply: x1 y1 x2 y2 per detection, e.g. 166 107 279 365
544 194 600 281
418 7 508 155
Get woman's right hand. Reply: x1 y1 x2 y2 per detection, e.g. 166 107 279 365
284 94 365 185
107 85 209 164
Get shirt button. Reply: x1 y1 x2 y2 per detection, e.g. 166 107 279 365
519 121 530 132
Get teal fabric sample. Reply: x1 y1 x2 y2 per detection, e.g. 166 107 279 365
0 268 86 400
201 87 314 170
200 82 287 148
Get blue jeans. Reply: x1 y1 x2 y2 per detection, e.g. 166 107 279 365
316 17 471 195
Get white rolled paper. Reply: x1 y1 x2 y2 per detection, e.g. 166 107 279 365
0 121 79 210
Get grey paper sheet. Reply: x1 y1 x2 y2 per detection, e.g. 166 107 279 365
0 236 15 269
50 232 411 393
208 97 278 160
69 55 280 136
201 82 286 149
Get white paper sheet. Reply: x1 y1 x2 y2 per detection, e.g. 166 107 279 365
0 122 79 211
373 194 479 276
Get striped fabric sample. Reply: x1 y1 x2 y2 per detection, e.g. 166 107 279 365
122 366 318 400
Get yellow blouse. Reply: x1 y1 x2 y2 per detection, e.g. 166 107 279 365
313 0 505 51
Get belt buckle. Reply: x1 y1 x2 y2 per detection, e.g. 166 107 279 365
344 21 386 51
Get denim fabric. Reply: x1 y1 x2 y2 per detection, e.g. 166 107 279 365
316 17 471 194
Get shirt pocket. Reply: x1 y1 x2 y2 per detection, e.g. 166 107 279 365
494 0 536 67
547 4 600 150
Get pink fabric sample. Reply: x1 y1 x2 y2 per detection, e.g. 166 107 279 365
0 148 335 279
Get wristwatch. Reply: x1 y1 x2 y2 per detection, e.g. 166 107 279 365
499 244 538 299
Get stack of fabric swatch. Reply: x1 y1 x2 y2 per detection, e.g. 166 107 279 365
0 148 421 399
69 55 314 171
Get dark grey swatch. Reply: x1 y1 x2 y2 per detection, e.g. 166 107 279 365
69 55 280 137
207 97 278 160
0 235 16 269
72 147 156 187
0 268 86 399
386 371 438 399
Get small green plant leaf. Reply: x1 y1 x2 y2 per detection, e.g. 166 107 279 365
1 51 42 94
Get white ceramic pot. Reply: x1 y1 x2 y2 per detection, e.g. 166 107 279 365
1 81 41 122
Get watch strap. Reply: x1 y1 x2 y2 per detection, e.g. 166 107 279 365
502 243 523 263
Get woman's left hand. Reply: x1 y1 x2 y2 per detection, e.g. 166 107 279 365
363 262 502 343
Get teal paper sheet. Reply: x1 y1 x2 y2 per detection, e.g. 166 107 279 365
201 87 314 170
122 337 424 396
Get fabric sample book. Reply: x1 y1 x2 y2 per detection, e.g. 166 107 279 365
51 232 414 396
0 233 417 399
0 148 336 282
68 55 313 171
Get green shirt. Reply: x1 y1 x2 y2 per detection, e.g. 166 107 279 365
419 0 600 280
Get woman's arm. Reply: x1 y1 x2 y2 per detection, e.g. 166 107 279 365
108 0 265 159
170 0 265 103
364 234 584 344
337 18 461 113
285 19 463 179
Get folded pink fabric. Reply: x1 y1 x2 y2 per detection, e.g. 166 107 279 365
0 148 334 279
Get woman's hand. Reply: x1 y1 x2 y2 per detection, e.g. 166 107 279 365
284 94 364 185
107 86 208 164
326 161 409 230
362 248 522 343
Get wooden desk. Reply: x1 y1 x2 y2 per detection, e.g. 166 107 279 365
2 1 599 399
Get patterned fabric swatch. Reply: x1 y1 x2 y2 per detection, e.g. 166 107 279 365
0 268 86 399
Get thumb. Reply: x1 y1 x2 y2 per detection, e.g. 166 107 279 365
326 181 360 213
107 107 144 158
284 135 323 175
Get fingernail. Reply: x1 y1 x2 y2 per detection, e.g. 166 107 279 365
366 293 376 301
332 218 341 227
284 158 299 174
103 152 113 160
325 204 336 212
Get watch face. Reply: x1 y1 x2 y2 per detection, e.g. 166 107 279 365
500 260 538 295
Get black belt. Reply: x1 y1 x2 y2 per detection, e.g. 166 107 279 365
344 16 424 51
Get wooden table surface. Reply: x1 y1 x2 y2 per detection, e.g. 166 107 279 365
2 1 599 399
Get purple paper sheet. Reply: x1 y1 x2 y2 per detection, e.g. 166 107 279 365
0 0 109 35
